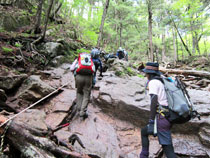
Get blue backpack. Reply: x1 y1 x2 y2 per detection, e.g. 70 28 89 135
91 48 100 59
160 76 200 124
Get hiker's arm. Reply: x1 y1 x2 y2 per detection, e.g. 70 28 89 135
99 59 103 76
149 94 158 120
70 59 77 72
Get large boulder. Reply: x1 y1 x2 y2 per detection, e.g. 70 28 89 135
68 108 120 158
0 8 30 31
92 71 210 156
50 55 66 67
0 89 7 102
17 75 55 103
15 109 48 130
93 75 150 126
44 42 64 58
108 59 138 77
0 74 27 92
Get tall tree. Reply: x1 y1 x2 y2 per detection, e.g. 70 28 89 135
42 0 54 40
147 0 153 61
173 27 177 64
97 0 110 47
34 0 44 34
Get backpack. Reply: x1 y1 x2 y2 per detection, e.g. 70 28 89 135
117 50 125 59
91 48 100 59
76 53 95 75
160 76 200 124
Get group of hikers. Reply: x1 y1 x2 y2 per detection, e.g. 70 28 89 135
70 46 199 158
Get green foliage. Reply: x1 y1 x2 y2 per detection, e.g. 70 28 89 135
126 67 136 76
115 71 125 77
15 42 22 48
137 74 144 78
76 48 90 54
2 47 13 53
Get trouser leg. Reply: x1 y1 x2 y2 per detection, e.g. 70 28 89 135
140 126 149 158
80 75 92 117
162 145 176 158
76 75 84 114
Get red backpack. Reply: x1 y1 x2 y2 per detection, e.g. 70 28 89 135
76 53 95 75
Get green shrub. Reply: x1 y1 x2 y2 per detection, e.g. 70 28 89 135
126 67 136 76
2 47 13 53
115 71 125 77
15 42 22 47
76 48 90 54
137 74 144 78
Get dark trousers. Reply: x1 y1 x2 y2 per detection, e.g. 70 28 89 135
140 126 176 158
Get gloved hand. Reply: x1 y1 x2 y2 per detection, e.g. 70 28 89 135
147 119 154 135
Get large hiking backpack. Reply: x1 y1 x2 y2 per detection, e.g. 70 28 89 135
117 50 125 59
91 48 100 59
161 76 200 124
76 53 95 75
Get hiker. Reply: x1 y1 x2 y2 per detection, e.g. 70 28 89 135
116 47 125 60
70 53 95 120
91 47 103 86
124 50 128 61
140 62 176 158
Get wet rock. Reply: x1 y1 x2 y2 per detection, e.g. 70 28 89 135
173 135 209 157
68 109 120 158
93 75 150 126
0 89 7 102
44 42 64 58
17 75 55 102
45 112 67 129
199 126 210 147
15 109 48 130
50 55 66 67
109 59 138 77
0 74 27 92
0 9 30 31
92 71 210 154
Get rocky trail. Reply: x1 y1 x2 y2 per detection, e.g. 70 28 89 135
0 62 210 158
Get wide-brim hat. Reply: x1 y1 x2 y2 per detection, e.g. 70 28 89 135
142 62 161 75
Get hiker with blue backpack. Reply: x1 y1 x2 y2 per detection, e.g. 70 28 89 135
70 53 95 120
140 62 200 158
140 62 176 158
91 47 103 86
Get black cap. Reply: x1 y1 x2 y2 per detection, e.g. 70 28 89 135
142 62 161 75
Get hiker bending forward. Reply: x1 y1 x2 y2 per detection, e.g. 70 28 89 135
140 62 176 158
70 53 95 120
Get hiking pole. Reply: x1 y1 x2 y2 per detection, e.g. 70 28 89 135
176 76 200 120
0 81 71 128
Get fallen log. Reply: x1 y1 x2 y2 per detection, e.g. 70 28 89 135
160 68 210 79
1 118 90 158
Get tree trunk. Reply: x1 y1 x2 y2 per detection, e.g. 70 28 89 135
53 2 62 18
181 42 184 61
147 0 153 61
169 12 192 56
34 0 44 34
173 27 177 65
119 22 122 47
42 0 54 41
195 31 201 55
161 31 166 62
190 20 196 55
160 68 210 79
97 0 110 47
88 0 93 21
176 31 179 61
